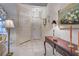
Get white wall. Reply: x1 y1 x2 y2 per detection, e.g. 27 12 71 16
46 3 79 44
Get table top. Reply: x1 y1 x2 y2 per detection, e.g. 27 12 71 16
45 36 78 55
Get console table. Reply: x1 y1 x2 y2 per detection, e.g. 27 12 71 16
44 36 78 56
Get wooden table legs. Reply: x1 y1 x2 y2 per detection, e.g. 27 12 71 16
44 40 55 56
53 44 55 55
44 41 46 56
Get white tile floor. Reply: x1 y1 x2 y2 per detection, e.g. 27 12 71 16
10 39 61 56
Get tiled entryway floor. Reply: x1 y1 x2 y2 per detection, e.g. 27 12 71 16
11 39 61 56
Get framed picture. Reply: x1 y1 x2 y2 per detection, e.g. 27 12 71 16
58 3 79 29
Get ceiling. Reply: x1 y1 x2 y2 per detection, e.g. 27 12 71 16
24 3 48 6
